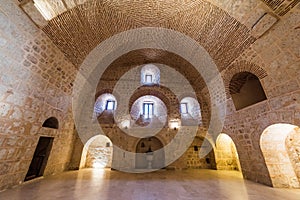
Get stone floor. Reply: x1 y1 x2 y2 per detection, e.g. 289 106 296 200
0 169 300 200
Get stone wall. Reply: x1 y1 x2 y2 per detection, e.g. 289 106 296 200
0 0 299 190
260 124 300 188
185 137 216 169
221 6 300 186
215 134 241 171
85 136 112 168
286 127 300 185
0 1 77 191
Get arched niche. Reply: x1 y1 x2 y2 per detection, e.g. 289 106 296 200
186 136 216 169
260 123 300 188
42 117 59 129
130 95 167 127
215 133 241 171
140 64 160 85
180 97 202 126
229 72 267 110
135 136 165 169
94 93 117 118
79 135 113 169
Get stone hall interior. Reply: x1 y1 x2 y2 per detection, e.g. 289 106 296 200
0 0 299 199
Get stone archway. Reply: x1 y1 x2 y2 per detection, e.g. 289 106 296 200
135 137 165 169
80 135 113 169
215 133 241 171
260 123 300 188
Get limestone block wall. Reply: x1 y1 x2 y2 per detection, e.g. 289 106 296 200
68 129 84 170
0 1 77 191
9 0 299 189
215 134 241 171
260 124 299 188
220 7 300 187
85 136 112 168
286 127 300 183
185 137 216 169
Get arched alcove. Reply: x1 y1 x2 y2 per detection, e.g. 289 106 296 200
186 136 216 169
135 137 165 169
180 97 202 126
215 133 241 171
140 64 160 85
130 95 167 128
229 72 267 110
260 124 300 188
42 117 59 129
94 93 117 118
79 135 113 169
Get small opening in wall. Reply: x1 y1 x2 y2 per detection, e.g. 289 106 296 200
42 117 59 129
229 72 267 110
106 100 115 110
180 103 188 114
205 158 210 164
143 102 154 119
145 74 153 84
194 146 198 151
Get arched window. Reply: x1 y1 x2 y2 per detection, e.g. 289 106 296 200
141 64 160 85
180 97 201 126
94 93 117 117
229 72 267 110
130 95 167 122
42 117 59 129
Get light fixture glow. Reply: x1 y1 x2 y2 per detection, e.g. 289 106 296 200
169 119 180 130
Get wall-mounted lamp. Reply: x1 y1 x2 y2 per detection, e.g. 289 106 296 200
169 119 180 130
121 120 130 129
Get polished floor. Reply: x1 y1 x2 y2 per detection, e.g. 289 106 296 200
0 169 300 200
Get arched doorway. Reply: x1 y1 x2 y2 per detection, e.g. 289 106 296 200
80 135 113 169
135 137 165 169
215 133 241 171
260 123 300 188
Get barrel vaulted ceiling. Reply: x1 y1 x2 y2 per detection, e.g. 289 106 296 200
16 0 299 131
19 0 299 72
37 0 256 71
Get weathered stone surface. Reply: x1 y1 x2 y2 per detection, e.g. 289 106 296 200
0 2 77 191
0 0 299 191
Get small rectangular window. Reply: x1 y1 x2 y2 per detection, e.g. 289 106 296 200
143 102 154 118
194 146 198 151
145 74 152 83
106 100 115 110
180 103 188 114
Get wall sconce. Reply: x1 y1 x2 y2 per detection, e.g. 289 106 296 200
121 120 130 129
169 119 180 130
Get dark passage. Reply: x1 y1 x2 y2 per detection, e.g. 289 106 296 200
24 137 54 181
